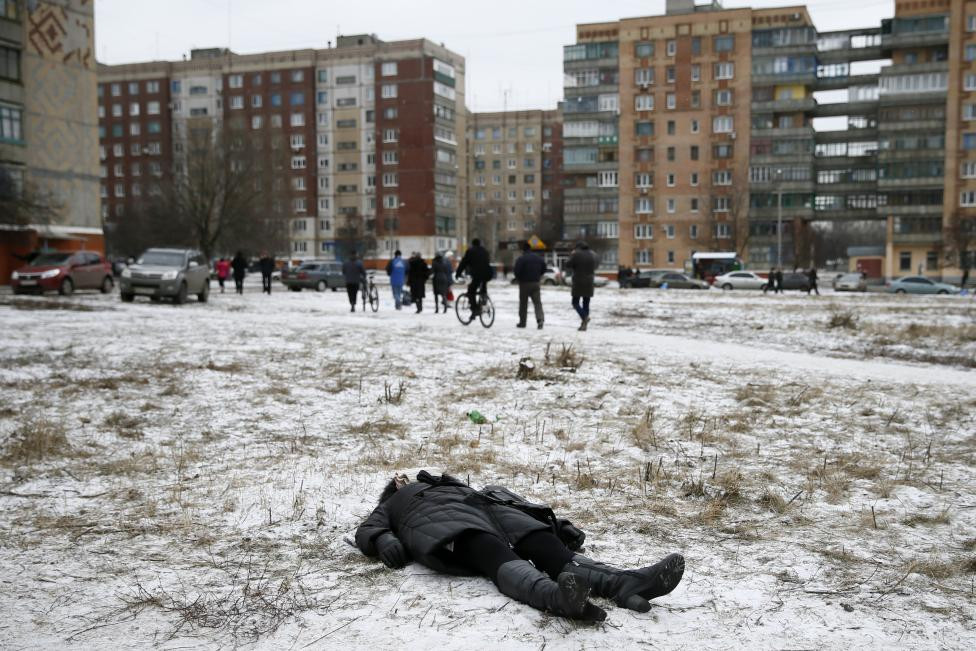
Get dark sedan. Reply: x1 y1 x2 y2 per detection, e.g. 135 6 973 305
280 261 344 291
648 272 710 290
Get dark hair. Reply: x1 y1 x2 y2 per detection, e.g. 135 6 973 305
521 241 531 252
378 478 399 504
472 238 481 247
395 250 401 256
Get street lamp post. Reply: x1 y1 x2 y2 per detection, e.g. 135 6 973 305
775 168 783 268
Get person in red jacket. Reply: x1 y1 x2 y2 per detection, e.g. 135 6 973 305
215 258 231 293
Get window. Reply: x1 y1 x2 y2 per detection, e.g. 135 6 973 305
965 133 976 150
968 14 976 32
635 95 654 111
291 70 304 83
667 120 676 135
666 198 676 213
381 61 398 76
666 93 676 110
0 46 20 82
228 74 243 89
666 173 676 187
290 91 305 105
251 115 263 129
635 121 654 136
715 223 731 239
270 114 282 127
1 0 20 21
666 225 675 239
635 41 654 58
112 104 122 117
381 84 397 99
690 172 699 185
666 66 676 84
715 89 733 106
713 196 730 212
690 146 699 161
635 172 653 188
967 45 976 62
230 96 244 110
147 100 160 115
714 63 734 80
270 93 283 107
382 150 399 165
635 68 654 86
691 91 701 108
667 146 675 162
899 251 911 271
336 97 356 107
635 197 654 213
111 83 121 96
961 190 976 207
962 161 976 178
713 35 734 52
597 170 618 187
691 65 700 82
635 224 653 239
713 116 734 133
963 74 976 91
714 143 733 159
666 40 676 56
290 112 305 127
129 122 140 136
690 224 699 238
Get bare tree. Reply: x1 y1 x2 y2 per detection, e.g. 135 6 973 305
0 167 60 227
335 212 377 261
945 211 975 273
107 122 288 260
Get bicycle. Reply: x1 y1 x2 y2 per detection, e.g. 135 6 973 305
361 272 379 313
455 286 495 328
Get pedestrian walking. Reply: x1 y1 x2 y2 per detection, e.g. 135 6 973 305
807 267 820 295
216 257 230 293
763 267 775 295
513 241 545 329
565 241 597 331
961 264 970 289
342 252 366 312
456 238 492 316
431 252 453 314
407 252 430 313
385 250 407 310
259 251 274 295
231 251 247 295
774 268 784 294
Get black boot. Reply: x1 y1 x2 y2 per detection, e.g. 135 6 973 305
495 560 606 621
562 553 684 613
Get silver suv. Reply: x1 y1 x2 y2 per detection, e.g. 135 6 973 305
120 248 211 304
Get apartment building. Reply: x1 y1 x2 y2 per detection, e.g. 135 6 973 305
466 108 563 264
0 0 101 283
97 35 466 263
564 0 976 280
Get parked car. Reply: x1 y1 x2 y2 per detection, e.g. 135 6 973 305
509 267 563 286
886 276 960 295
119 248 210 304
648 272 710 290
281 261 344 291
714 271 767 291
621 268 674 288
779 272 812 291
833 272 867 292
11 251 114 296
562 273 609 288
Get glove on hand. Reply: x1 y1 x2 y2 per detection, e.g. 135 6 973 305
559 522 586 551
376 533 408 569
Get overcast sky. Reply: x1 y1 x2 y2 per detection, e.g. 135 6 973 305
95 0 894 112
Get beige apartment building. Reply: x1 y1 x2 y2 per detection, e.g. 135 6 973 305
467 109 562 265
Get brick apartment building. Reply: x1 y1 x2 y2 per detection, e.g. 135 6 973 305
97 35 466 264
563 0 976 280
466 108 563 265
1 0 101 284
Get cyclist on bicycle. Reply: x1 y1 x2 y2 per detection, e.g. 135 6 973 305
456 238 492 316
342 252 367 312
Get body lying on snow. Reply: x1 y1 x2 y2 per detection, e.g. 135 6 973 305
355 470 684 621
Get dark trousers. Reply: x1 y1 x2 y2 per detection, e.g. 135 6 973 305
262 273 272 294
808 282 819 295
234 276 244 294
572 295 590 320
467 277 487 311
218 277 226 293
453 530 574 582
518 281 544 325
346 283 359 307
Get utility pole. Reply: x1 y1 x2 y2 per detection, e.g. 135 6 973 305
775 168 783 268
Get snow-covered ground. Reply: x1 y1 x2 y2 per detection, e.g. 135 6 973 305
1 280 974 649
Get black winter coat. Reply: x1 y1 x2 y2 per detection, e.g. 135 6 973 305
259 256 274 275
407 257 430 298
356 472 583 575
566 247 598 297
457 244 492 281
513 251 546 284
231 255 247 280
431 256 452 294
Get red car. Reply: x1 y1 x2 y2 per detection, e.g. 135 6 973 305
11 251 115 296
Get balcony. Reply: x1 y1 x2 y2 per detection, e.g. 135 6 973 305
881 31 948 52
877 176 944 189
883 205 943 217
750 126 814 140
751 97 816 113
813 100 878 118
813 73 879 92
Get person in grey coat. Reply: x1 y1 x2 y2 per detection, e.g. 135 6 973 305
342 252 366 312
513 241 545 329
431 252 453 314
565 241 597 331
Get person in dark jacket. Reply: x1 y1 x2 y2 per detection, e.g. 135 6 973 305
406 252 430 313
385 250 407 310
230 251 247 295
431 252 453 314
513 241 546 329
342 253 366 312
356 471 684 621
807 267 820 295
774 268 784 294
455 238 492 315
763 267 775 295
258 251 274 295
565 241 597 331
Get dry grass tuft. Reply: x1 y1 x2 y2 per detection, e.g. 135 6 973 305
206 360 245 373
758 486 788 513
545 342 584 371
1 418 71 465
902 510 950 527
103 410 145 439
827 308 859 330
631 407 658 450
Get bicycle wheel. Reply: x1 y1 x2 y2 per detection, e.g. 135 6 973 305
455 293 473 325
368 283 379 312
478 295 495 328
